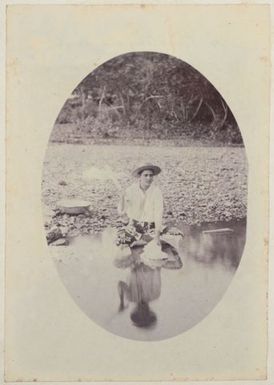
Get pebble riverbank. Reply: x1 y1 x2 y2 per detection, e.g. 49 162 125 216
42 144 247 244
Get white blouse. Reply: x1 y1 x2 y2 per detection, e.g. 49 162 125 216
118 182 164 231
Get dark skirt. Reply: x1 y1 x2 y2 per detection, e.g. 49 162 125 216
127 263 161 303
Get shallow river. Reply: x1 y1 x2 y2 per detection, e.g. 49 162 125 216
51 219 246 341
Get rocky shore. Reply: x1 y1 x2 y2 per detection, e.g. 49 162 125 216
42 144 247 244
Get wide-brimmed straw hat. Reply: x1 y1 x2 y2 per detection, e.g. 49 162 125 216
132 163 161 177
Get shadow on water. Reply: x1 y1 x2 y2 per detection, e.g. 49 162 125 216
51 218 246 341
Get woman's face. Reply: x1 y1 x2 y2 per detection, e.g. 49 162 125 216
139 169 154 189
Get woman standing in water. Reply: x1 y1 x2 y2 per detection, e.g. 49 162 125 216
117 163 164 247
114 163 183 328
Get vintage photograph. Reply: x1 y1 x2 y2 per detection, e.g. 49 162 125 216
42 51 247 341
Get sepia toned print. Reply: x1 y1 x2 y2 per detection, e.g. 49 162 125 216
42 52 247 340
5 4 269 381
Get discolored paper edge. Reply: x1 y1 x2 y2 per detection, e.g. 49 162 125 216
1 0 273 384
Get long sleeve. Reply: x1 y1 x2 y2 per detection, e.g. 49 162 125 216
117 192 125 215
154 188 164 232
118 183 163 225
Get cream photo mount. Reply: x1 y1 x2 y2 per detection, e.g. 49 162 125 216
2 2 271 383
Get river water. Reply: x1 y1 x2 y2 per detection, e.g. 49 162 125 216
51 218 246 341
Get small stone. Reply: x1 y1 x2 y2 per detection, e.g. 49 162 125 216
50 237 68 246
46 227 62 244
60 226 69 236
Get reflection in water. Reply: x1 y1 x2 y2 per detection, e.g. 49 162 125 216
182 219 246 268
131 302 157 328
51 219 246 341
115 240 183 328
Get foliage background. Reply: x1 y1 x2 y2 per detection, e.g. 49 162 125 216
51 52 243 146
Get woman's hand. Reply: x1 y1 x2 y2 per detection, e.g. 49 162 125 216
155 230 161 246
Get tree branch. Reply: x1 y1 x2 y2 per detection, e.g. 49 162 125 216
98 86 106 115
205 101 217 125
189 97 203 122
220 99 228 128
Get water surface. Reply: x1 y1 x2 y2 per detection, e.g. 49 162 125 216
51 219 246 340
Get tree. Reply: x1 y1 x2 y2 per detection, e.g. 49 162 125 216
55 52 242 145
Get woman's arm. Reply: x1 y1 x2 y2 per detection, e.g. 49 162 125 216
117 192 125 216
163 255 183 270
154 188 164 244
161 241 183 270
117 192 129 224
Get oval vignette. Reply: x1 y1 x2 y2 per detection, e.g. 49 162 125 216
42 52 248 341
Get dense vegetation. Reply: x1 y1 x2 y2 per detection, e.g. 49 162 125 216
51 52 243 145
